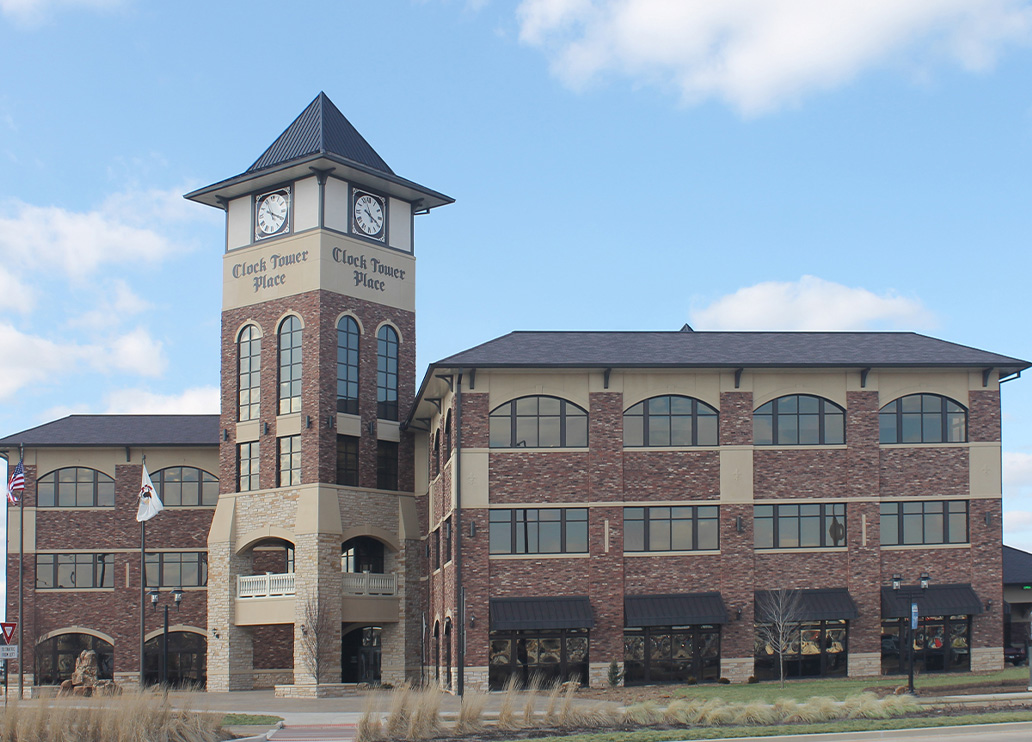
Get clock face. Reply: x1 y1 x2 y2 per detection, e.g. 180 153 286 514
255 190 289 238
353 191 386 239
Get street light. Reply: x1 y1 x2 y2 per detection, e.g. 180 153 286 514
149 587 184 688
892 573 929 695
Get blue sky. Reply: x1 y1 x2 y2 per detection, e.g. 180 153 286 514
1 0 1031 549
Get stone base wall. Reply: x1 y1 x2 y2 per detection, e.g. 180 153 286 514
847 652 880 678
971 646 1004 673
587 662 609 688
274 682 352 698
720 657 753 683
465 666 489 692
254 669 293 688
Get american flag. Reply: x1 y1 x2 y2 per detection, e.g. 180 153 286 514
7 459 25 505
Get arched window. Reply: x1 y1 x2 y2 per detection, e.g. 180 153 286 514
151 467 218 507
337 316 360 415
35 633 113 686
376 325 399 421
879 394 967 444
624 395 718 447
341 536 386 574
489 396 588 448
754 394 845 446
37 468 115 507
444 410 453 458
143 631 206 688
433 432 441 477
237 324 261 422
278 316 302 415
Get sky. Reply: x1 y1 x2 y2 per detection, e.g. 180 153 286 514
0 0 1031 553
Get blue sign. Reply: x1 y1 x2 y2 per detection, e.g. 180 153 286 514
910 602 919 630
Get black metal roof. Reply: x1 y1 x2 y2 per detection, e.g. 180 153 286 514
0 415 219 449
434 331 1030 371
755 588 859 622
1004 545 1032 586
880 584 983 618
247 92 393 176
625 592 728 626
490 596 595 631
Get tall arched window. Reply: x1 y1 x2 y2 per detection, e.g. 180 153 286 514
238 324 261 422
489 396 588 448
278 316 302 415
337 316 360 415
879 394 966 444
151 467 219 507
444 410 453 459
37 468 115 507
433 432 441 477
754 394 845 446
35 633 113 686
376 325 399 421
624 395 718 447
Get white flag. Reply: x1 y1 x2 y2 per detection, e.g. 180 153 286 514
136 463 164 522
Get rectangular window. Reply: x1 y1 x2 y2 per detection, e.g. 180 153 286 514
238 441 260 492
36 553 114 589
489 508 588 555
623 505 719 552
880 500 968 546
433 528 441 570
336 435 359 486
754 503 846 549
443 518 453 565
145 552 208 588
376 440 398 490
278 435 301 487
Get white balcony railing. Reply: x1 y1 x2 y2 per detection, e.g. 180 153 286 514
237 572 296 599
342 571 397 596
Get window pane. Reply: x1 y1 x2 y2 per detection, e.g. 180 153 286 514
902 513 923 544
697 517 718 550
624 517 645 552
515 417 537 448
566 414 588 447
697 415 718 446
754 415 773 445
901 415 922 443
778 514 799 548
880 414 897 444
538 416 561 447
798 414 820 445
922 414 942 443
489 514 511 554
824 413 844 444
623 415 644 447
649 519 670 551
489 416 511 448
566 520 588 553
671 518 693 550
650 420 670 446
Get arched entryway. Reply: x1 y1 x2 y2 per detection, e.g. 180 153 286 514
34 632 113 686
444 618 452 690
144 631 207 687
341 625 381 684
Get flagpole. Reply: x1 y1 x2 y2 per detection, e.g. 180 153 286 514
17 443 24 699
139 454 146 688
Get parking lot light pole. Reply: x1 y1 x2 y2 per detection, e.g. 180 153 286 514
149 587 184 688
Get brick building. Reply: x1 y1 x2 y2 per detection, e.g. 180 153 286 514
2 93 1030 692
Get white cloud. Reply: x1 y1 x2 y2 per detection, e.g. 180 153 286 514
101 386 220 415
689 275 934 331
67 279 151 331
100 327 167 378
515 0 1032 113
0 322 87 400
1005 451 1032 491
0 0 124 25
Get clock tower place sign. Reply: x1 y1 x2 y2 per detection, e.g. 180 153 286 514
186 93 452 692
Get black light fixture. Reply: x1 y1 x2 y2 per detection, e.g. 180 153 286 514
263 422 270 435
892 574 902 591
735 516 744 533
300 624 307 636
222 429 229 442
469 611 476 628
985 600 993 612
920 572 930 590
211 628 220 639
735 607 743 621
469 521 476 538
985 512 993 527
306 415 312 429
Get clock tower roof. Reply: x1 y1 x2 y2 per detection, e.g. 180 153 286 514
185 92 452 211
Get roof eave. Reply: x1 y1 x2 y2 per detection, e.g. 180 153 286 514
184 153 453 210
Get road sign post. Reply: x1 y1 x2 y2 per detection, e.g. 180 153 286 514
908 602 918 695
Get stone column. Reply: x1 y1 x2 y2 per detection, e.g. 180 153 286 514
206 538 255 691
292 532 343 685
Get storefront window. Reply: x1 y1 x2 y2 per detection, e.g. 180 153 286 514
488 629 588 690
881 616 970 675
754 619 848 680
624 625 720 685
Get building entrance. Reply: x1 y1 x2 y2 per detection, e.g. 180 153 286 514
342 626 381 684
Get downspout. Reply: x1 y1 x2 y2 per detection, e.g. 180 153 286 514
455 372 464 696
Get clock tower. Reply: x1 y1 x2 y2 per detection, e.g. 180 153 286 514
186 93 452 692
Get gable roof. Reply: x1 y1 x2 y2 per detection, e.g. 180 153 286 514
0 415 219 449
247 92 394 176
1004 545 1032 585
433 331 1030 371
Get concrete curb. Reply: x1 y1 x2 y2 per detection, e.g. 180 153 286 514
227 719 283 741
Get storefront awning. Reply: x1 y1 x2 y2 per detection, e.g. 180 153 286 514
490 596 595 631
625 592 729 627
754 588 859 622
881 584 983 618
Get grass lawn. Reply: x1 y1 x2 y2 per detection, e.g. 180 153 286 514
669 666 1031 703
525 709 1032 742
220 713 283 726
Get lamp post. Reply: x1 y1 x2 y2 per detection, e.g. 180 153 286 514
892 572 929 695
149 587 184 688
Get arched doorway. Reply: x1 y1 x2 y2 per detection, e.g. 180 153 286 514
433 621 440 683
143 631 206 687
341 626 381 683
444 618 452 690
35 633 113 686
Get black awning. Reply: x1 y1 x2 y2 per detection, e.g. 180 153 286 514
490 596 595 631
881 584 984 618
755 588 859 622
625 592 729 627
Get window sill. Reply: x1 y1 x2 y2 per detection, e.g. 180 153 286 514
36 506 115 510
489 447 590 453
623 446 721 452
624 550 721 557
755 547 848 554
880 543 970 551
35 588 115 593
753 445 848 451
879 443 969 449
489 553 590 560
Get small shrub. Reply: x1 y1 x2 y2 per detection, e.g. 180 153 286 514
663 698 691 725
355 693 383 742
607 660 624 687
698 698 736 725
718 676 731 684
772 697 800 721
556 681 581 728
788 696 839 724
747 675 759 684
685 675 697 685
880 693 920 716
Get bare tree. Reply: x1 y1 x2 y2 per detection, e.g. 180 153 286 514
755 588 803 688
298 598 334 684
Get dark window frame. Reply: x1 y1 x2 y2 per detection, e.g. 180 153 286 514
376 325 399 421
623 395 719 447
36 553 114 589
488 508 589 555
336 435 359 486
624 625 721 685
145 551 208 588
151 466 219 507
879 394 967 444
37 467 115 508
341 536 385 574
623 505 720 552
237 323 261 422
376 440 399 490
336 316 360 415
277 434 301 487
278 315 302 415
238 441 260 492
754 619 849 679
754 394 846 446
879 500 968 546
754 503 847 549
489 395 588 449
